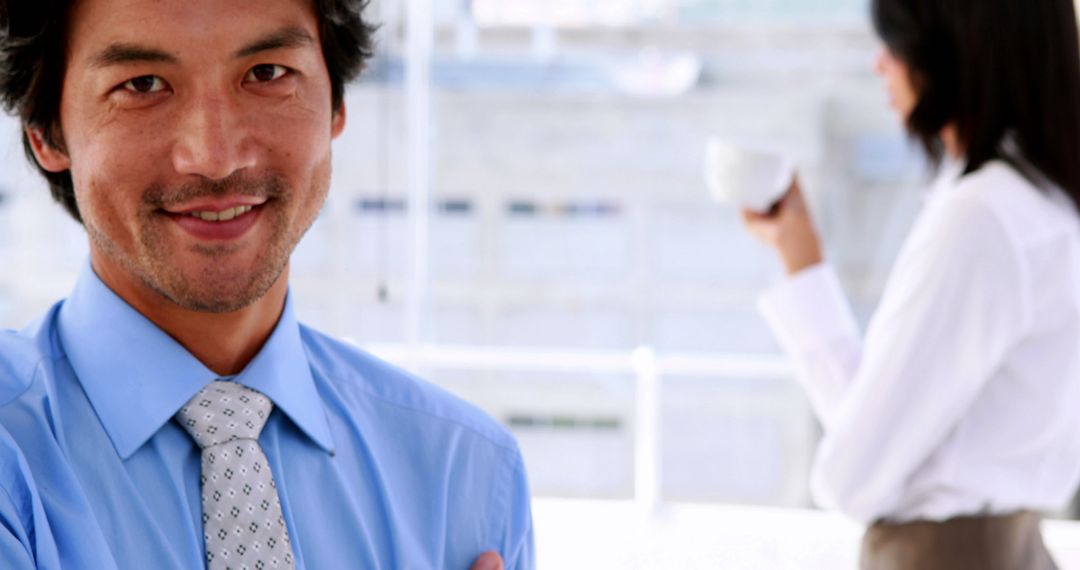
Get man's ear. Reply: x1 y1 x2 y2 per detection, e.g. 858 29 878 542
25 126 71 172
331 102 347 139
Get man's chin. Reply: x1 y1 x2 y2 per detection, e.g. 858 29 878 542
150 265 286 314
171 290 266 314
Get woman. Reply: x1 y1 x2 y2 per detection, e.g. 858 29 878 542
743 0 1080 568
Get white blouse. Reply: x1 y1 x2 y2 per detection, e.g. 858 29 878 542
759 158 1080 525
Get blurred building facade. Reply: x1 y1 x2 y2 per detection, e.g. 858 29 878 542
0 0 930 507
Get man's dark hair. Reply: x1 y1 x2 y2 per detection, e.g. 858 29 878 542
0 0 375 223
872 0 1080 211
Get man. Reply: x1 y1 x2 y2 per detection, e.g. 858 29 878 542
0 0 530 568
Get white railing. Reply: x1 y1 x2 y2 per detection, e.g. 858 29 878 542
361 342 793 513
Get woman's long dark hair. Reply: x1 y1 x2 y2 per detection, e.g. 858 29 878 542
872 0 1080 211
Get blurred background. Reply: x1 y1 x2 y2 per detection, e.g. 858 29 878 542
3 0 1077 567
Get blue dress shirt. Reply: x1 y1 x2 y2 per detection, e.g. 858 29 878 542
0 265 534 569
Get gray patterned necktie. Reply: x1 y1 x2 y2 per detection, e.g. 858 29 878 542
176 381 296 570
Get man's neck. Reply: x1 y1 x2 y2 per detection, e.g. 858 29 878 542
90 257 289 377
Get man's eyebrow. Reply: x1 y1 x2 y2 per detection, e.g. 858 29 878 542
235 27 316 59
90 44 178 68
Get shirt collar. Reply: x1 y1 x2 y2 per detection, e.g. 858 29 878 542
932 156 965 193
918 155 966 207
58 263 335 459
926 133 1052 201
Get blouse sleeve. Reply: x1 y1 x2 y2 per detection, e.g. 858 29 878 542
758 189 1031 523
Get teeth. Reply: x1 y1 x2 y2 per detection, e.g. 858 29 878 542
189 205 254 222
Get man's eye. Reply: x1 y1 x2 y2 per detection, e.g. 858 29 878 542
122 76 167 94
245 64 289 83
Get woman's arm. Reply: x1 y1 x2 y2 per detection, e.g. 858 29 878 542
746 182 1030 522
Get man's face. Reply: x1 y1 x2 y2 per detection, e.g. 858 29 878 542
40 0 344 313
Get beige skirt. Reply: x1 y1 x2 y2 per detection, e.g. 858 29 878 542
860 511 1058 570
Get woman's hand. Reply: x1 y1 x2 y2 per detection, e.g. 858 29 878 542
741 177 824 275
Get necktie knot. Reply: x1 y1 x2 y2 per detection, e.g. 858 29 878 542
176 381 272 449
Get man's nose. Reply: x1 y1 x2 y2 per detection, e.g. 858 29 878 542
171 93 257 180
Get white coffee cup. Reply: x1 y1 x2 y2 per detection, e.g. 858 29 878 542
704 138 795 212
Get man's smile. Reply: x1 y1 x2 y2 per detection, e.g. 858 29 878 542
184 204 255 222
164 200 267 241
